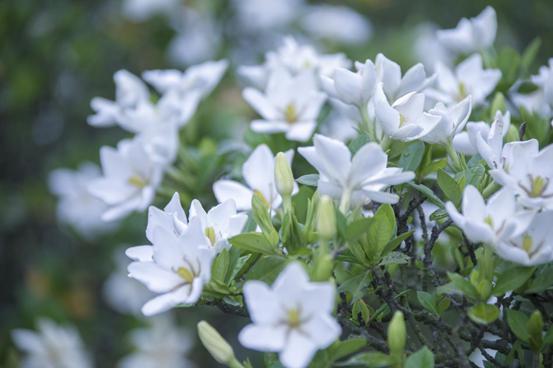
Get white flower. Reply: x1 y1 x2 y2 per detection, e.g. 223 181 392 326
118 316 194 368
428 54 501 106
243 69 326 142
453 111 510 165
88 70 149 127
423 96 472 144
437 6 497 54
89 138 164 221
127 218 214 316
323 59 377 110
121 0 180 21
373 84 441 141
213 144 296 211
232 0 304 32
446 185 534 245
239 263 341 368
414 23 454 72
298 134 415 209
300 5 372 45
319 107 358 142
48 163 115 237
12 319 92 368
103 250 153 316
495 211 553 266
490 140 553 210
511 59 553 118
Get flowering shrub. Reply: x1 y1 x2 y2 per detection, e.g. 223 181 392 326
9 3 553 368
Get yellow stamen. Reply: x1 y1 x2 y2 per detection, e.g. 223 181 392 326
284 104 298 124
176 267 195 283
530 176 547 198
399 114 407 127
522 234 533 255
484 216 494 228
205 227 217 246
128 175 147 189
287 308 301 328
458 82 468 99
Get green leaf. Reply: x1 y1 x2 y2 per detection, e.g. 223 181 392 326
346 217 373 241
405 347 434 368
328 337 368 362
245 255 288 284
526 264 553 293
443 272 480 300
417 291 438 316
367 204 396 254
399 141 425 171
468 303 500 325
520 38 541 75
437 170 462 206
337 270 371 303
335 352 394 367
493 266 535 296
407 182 444 208
382 231 413 255
251 194 279 246
211 249 230 284
379 252 410 266
229 232 278 255
296 174 319 186
506 309 529 342
543 327 553 345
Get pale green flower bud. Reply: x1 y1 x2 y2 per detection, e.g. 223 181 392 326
317 195 336 241
387 311 406 357
274 152 294 197
197 321 236 365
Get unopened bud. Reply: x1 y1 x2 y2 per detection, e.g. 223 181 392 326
274 152 294 197
198 321 236 365
317 196 336 241
387 311 406 357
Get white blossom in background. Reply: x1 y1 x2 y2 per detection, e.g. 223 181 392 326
103 250 152 315
239 263 341 368
414 23 454 72
88 70 149 127
490 140 553 210
427 54 501 106
12 319 92 368
213 144 296 211
127 218 214 316
446 185 534 245
300 5 372 45
423 96 472 144
243 68 326 141
298 134 415 209
373 84 441 141
511 59 553 118
122 0 180 21
494 211 553 266
319 107 358 142
437 6 497 54
119 316 194 368
232 0 304 32
238 37 350 91
454 111 510 165
88 138 164 221
48 163 115 237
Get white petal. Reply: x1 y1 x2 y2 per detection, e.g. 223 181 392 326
279 330 319 368
213 180 253 210
238 324 287 352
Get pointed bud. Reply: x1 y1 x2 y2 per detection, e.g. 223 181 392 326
317 195 337 241
388 311 406 357
274 152 294 197
198 321 236 365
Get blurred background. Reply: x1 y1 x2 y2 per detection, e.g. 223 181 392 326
1 0 553 366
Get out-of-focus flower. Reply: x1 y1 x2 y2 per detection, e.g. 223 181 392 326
197 321 237 366
437 6 497 54
213 144 296 211
298 134 415 209
239 263 340 368
512 59 553 118
300 5 372 45
453 111 510 157
414 23 454 72
490 140 553 210
12 319 92 368
423 96 472 144
103 250 152 316
232 0 304 32
121 0 180 22
319 106 358 142
428 54 501 106
446 186 534 244
118 316 194 368
373 84 441 141
48 163 115 237
495 211 553 266
243 69 326 142
88 138 164 221
323 59 377 111
127 218 213 316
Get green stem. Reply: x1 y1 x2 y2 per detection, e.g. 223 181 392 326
445 141 465 172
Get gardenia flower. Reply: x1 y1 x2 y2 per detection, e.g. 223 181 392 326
239 263 341 368
414 23 454 72
213 144 296 211
373 83 441 141
453 111 510 157
119 316 193 368
243 68 326 141
89 138 164 221
232 0 304 32
127 218 214 316
298 134 415 209
511 58 553 118
121 0 180 21
495 211 553 266
12 319 92 368
422 96 472 144
88 70 149 127
437 6 497 54
428 54 501 106
490 140 553 210
446 185 534 245
48 162 115 237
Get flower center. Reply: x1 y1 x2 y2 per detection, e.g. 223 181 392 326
521 234 533 255
399 113 407 127
287 308 302 328
128 174 147 189
484 215 494 228
284 104 298 124
520 175 552 198
175 267 195 283
204 226 217 246
458 82 468 99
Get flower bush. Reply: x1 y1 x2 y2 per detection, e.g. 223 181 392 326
7 2 553 368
